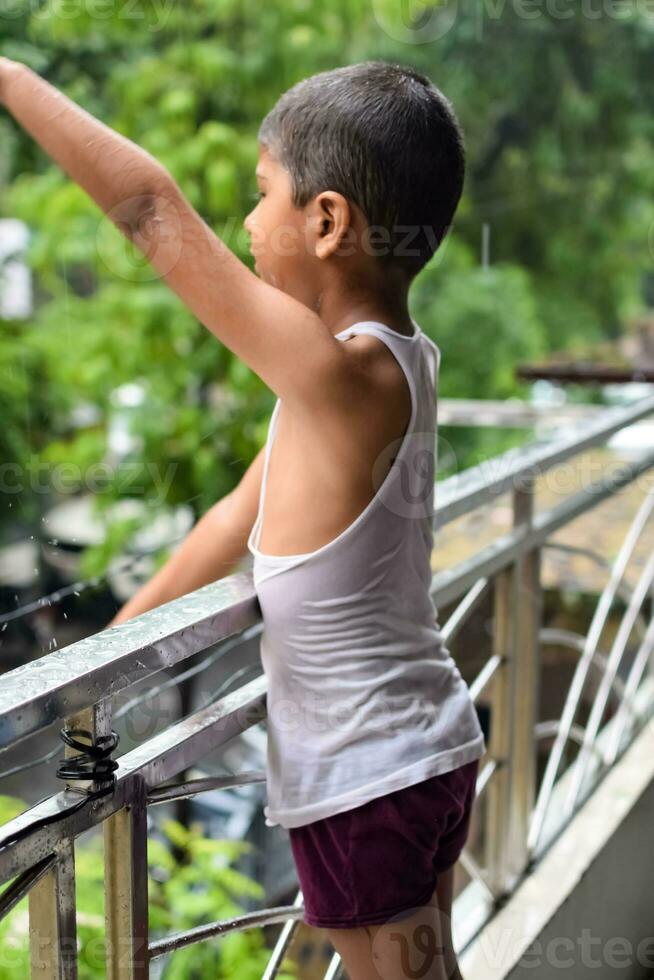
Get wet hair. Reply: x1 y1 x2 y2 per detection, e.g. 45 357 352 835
257 60 465 279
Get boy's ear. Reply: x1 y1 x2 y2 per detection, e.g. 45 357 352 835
311 190 354 260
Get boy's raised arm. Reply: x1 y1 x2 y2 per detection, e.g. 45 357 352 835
0 58 347 409
0 58 169 221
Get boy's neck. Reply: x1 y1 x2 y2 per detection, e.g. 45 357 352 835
315 268 414 338
329 304 415 338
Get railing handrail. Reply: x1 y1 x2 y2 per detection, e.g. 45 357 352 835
435 389 654 527
0 573 259 751
432 444 654 606
0 673 268 881
2 391 654 753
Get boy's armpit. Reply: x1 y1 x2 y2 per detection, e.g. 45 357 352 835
123 176 347 412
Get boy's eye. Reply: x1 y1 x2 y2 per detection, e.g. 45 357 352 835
251 191 265 201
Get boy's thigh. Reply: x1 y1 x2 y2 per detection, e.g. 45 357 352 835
326 866 458 980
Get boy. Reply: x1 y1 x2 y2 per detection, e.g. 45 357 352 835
0 58 486 978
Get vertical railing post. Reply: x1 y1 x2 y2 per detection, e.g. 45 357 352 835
62 700 113 791
484 476 542 897
29 698 113 979
507 477 542 883
484 562 515 897
28 838 77 980
104 775 149 979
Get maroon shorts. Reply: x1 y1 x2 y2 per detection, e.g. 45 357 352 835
288 757 480 929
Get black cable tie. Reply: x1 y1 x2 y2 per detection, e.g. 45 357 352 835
55 727 120 792
0 728 120 854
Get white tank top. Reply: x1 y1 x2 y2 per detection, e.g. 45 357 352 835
247 320 486 829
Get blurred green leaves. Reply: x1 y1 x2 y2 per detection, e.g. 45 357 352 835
1 0 654 562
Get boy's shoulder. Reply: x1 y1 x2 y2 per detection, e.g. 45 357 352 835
338 329 410 386
332 330 412 428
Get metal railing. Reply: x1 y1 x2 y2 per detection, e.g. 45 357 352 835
2 391 654 978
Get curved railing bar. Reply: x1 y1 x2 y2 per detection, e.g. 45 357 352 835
459 848 497 903
0 854 57 923
262 892 306 980
527 481 654 854
564 547 654 813
542 542 650 643
453 757 502 897
534 719 604 758
539 629 627 703
604 616 654 766
440 577 491 646
469 654 504 704
148 903 305 960
146 769 266 805
324 956 344 979
475 758 498 798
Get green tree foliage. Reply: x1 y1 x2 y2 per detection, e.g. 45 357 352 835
0 311 49 527
412 238 547 471
1 0 653 556
375 1 654 345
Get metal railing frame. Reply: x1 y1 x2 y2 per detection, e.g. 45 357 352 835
2 391 654 978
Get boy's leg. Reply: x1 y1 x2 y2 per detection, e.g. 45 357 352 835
325 864 462 980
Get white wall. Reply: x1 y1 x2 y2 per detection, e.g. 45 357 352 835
0 218 32 319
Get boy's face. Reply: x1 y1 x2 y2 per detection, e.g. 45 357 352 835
243 145 322 306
